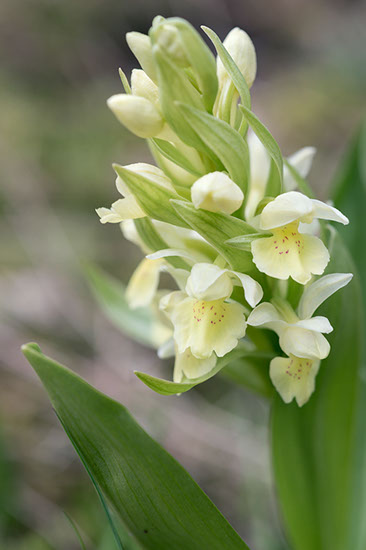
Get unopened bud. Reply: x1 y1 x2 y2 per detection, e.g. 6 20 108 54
126 32 157 82
191 172 244 214
154 24 189 67
107 94 164 138
130 69 160 107
218 28 257 89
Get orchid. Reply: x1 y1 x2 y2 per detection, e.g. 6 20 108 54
251 191 349 284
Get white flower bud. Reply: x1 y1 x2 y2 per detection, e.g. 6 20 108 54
117 163 175 191
126 31 157 82
107 94 164 138
191 172 244 214
130 69 160 107
217 28 257 89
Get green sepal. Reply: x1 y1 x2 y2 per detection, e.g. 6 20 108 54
171 199 255 272
202 26 251 110
113 164 189 228
239 105 283 190
177 103 250 195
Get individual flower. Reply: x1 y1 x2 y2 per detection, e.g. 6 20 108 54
251 191 349 284
96 163 174 224
191 171 244 214
217 27 257 89
157 339 217 383
161 262 263 359
248 272 353 405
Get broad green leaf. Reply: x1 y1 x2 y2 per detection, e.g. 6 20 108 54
177 103 250 194
22 343 250 550
159 18 218 112
135 347 250 395
113 164 189 229
150 138 202 177
239 105 283 189
202 26 251 110
84 264 164 348
171 199 256 272
271 228 365 550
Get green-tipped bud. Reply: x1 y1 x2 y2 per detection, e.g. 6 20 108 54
107 94 164 138
217 28 257 89
191 172 244 214
150 17 218 111
126 31 157 83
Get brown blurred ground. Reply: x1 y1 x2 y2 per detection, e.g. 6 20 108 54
0 0 365 548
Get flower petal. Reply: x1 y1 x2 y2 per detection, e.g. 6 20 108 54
185 263 233 301
259 192 314 230
270 355 320 406
295 316 333 334
310 199 349 225
279 326 330 359
126 258 164 309
298 272 353 319
166 296 247 358
247 302 285 333
230 271 263 307
252 229 329 284
284 147 316 191
173 348 217 382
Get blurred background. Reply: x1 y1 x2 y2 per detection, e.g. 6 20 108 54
0 0 365 548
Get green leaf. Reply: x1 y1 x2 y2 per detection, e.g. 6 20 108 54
113 164 189 229
22 343 250 550
265 158 282 197
202 26 251 110
135 347 250 395
177 103 250 195
171 199 256 272
271 228 365 550
239 105 283 189
150 138 202 177
84 264 160 348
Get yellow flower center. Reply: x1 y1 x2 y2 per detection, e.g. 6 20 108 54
271 222 304 257
285 356 313 381
192 299 227 327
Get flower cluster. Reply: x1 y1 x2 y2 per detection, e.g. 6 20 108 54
97 17 352 406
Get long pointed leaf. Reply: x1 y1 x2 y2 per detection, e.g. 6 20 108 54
22 343 251 550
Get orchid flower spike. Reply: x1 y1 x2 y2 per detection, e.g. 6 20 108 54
251 191 349 284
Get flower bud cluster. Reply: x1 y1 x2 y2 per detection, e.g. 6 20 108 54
97 16 352 406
